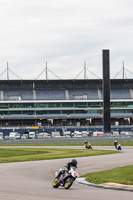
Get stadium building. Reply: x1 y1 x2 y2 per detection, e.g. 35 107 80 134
0 79 133 134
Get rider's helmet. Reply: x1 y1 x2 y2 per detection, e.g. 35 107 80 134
71 159 77 167
84 140 87 144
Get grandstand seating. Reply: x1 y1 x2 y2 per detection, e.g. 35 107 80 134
1 88 132 101
68 89 99 100
36 89 66 100
101 88 131 99
110 89 131 99
3 89 33 100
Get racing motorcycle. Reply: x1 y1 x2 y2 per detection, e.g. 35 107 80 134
116 143 122 150
85 143 92 149
52 166 78 189
114 141 122 150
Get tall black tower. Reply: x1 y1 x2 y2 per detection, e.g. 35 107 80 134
102 50 111 134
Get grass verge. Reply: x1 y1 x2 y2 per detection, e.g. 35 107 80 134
81 165 133 186
0 148 119 163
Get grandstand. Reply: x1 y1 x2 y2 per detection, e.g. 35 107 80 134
0 79 133 129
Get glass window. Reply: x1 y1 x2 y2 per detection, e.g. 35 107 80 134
48 103 56 108
22 111 34 115
62 110 73 114
48 110 60 114
9 111 22 114
127 102 133 108
87 110 97 113
36 103 47 108
0 111 8 115
0 103 8 109
9 103 22 108
75 103 88 108
88 102 101 107
56 103 60 107
21 103 34 108
36 111 47 115
62 103 73 107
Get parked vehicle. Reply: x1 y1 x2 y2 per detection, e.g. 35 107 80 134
120 131 133 136
72 131 82 138
21 132 29 139
93 131 104 136
42 132 51 138
9 132 20 140
82 131 88 137
28 132 36 139
21 135 27 139
36 132 50 139
53 166 78 189
51 131 61 138
36 133 43 139
112 131 120 136
15 132 21 139
9 132 16 140
64 131 71 137
0 132 3 140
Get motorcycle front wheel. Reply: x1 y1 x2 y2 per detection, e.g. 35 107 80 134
64 177 73 189
52 177 59 188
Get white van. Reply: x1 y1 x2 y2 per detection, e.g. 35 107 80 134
73 131 82 138
29 132 36 139
82 131 88 137
51 131 61 138
112 131 119 136
9 132 20 139
36 132 50 139
64 131 71 137
0 132 3 140
120 131 132 136
93 131 104 136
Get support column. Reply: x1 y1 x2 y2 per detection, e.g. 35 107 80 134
102 50 111 134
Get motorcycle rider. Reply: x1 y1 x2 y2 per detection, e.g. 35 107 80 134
56 159 77 178
114 140 121 149
84 140 92 149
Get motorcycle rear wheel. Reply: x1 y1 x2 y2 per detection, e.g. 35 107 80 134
53 177 59 188
64 177 73 189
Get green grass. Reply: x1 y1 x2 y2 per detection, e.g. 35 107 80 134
0 142 132 146
0 148 119 163
81 165 133 186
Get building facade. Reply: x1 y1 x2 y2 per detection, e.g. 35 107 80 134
0 79 133 127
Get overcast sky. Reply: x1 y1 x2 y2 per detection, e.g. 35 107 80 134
0 0 133 80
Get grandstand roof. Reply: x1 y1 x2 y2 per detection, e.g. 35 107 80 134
0 79 133 90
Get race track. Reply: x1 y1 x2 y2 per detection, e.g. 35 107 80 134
0 146 133 200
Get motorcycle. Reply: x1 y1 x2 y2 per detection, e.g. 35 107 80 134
115 143 122 150
85 143 92 149
52 166 78 189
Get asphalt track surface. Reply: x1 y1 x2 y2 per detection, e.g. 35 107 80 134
0 146 133 200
